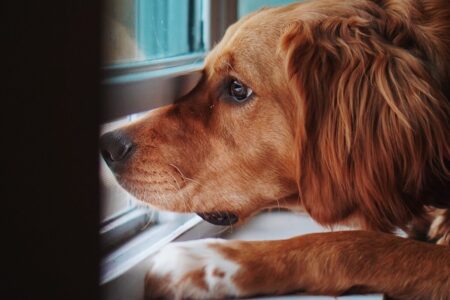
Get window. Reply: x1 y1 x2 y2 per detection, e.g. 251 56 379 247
100 0 299 287
102 0 204 65
101 0 208 226
100 0 216 284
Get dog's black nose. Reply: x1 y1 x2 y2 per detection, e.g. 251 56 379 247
100 130 135 168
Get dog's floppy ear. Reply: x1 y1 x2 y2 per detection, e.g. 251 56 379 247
281 16 449 231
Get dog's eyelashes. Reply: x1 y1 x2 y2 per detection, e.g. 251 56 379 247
229 80 253 102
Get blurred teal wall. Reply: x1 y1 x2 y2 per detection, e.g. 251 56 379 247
139 0 302 57
138 0 204 60
238 0 300 17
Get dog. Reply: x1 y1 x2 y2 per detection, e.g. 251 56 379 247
100 0 450 299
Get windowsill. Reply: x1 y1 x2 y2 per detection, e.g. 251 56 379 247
100 211 383 300
100 214 200 284
102 52 205 79
101 61 203 122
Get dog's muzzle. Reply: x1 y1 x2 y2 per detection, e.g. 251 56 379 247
197 211 238 226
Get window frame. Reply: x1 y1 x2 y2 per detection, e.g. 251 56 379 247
100 0 238 284
101 0 237 123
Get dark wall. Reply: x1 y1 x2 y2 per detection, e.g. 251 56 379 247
4 1 100 299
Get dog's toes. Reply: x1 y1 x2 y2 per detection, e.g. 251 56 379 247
143 239 242 300
436 232 450 246
428 209 450 246
144 271 174 300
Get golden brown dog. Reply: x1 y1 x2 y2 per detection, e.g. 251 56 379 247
100 0 450 299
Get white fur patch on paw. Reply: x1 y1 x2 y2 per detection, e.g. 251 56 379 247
144 239 241 300
428 210 450 246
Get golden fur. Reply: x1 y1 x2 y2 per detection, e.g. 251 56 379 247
102 0 450 298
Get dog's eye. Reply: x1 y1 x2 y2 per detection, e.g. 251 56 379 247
229 80 253 102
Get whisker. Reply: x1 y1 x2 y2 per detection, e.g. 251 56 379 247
167 172 181 191
225 211 234 233
170 164 236 217
214 225 231 236
184 177 204 187
169 163 188 183
183 196 194 213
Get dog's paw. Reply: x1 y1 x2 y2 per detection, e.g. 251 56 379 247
428 209 450 246
144 239 242 300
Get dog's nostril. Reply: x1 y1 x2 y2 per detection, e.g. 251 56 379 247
110 142 133 161
100 130 136 165
101 149 114 162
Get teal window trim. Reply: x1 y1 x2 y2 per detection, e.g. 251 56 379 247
103 52 205 80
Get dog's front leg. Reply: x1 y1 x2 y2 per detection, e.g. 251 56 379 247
144 231 450 300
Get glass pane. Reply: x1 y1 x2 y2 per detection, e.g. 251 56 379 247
102 0 204 66
238 0 299 18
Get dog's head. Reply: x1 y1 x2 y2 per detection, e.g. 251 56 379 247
101 1 450 229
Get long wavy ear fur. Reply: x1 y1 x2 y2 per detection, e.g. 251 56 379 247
281 5 450 232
